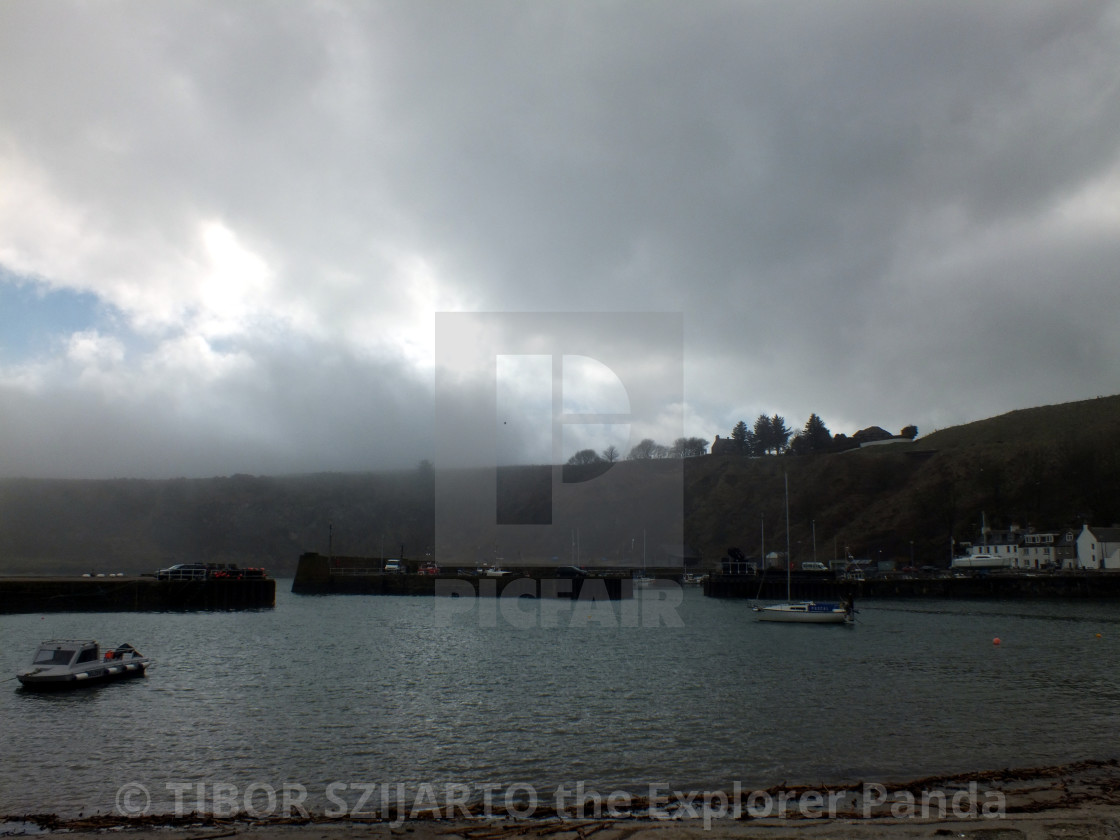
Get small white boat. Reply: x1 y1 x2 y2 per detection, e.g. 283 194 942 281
950 553 1012 569
16 640 149 690
755 600 853 623
753 473 855 625
952 513 1014 570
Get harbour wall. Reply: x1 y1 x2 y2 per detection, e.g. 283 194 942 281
0 576 276 613
704 572 1120 600
292 553 633 599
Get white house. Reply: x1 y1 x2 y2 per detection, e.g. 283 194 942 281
968 526 1021 566
1075 525 1120 570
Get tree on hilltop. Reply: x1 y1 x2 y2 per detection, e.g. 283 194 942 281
567 449 603 465
790 413 833 455
753 414 791 455
731 420 755 456
671 436 710 458
752 415 772 453
627 438 671 460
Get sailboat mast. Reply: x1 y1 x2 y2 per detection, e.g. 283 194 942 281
760 514 764 572
785 472 791 602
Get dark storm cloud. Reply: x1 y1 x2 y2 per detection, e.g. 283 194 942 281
1 1 1118 476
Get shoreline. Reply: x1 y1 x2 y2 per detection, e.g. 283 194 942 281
5 759 1118 838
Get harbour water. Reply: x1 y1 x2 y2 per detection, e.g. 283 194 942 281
2 584 1119 817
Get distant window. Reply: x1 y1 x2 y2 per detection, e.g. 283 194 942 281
76 647 99 663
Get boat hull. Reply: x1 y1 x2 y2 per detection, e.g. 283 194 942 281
951 553 1013 570
17 661 147 691
755 602 852 624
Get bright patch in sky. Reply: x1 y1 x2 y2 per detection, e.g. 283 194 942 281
1 2 1119 478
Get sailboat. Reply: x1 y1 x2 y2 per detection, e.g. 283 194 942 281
754 474 853 624
634 529 654 587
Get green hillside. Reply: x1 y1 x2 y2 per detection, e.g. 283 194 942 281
686 394 1120 565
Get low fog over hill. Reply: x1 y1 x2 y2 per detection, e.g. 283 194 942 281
2 396 1119 576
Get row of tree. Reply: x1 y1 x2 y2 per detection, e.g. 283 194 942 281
565 414 919 465
730 413 834 456
566 436 711 465
727 414 918 456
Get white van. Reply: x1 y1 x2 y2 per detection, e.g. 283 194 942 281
800 562 829 572
383 559 403 573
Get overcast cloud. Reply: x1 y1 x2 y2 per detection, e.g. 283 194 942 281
1 1 1119 479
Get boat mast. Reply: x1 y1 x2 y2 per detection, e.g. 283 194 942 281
760 513 764 572
784 472 791 602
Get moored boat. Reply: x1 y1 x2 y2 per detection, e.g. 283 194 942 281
16 639 149 690
753 473 855 624
950 552 1012 569
755 600 853 623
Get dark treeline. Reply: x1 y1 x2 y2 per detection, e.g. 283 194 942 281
569 413 920 466
716 413 919 457
568 436 712 464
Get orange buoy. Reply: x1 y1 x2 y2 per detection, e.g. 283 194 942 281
993 637 1001 646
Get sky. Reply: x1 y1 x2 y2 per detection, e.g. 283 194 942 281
2 1 1119 479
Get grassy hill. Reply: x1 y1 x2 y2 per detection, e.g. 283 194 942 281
685 394 1120 565
2 395 1119 575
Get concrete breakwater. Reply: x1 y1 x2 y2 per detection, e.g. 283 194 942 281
704 571 1120 600
0 576 276 613
292 553 633 599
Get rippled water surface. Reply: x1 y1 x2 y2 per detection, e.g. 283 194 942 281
2 585 1120 815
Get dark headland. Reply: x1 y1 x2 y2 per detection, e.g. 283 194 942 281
1 395 1118 583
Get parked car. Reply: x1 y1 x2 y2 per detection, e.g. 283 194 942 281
156 563 209 581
